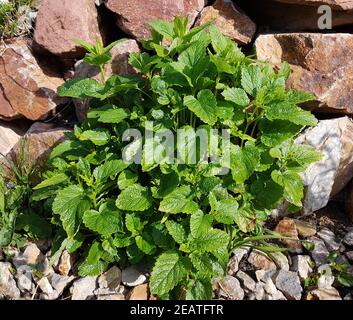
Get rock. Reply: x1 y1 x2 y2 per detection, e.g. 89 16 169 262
218 276 244 300
57 250 74 276
273 270 303 300
98 266 122 291
37 277 54 297
73 39 140 121
343 228 353 246
227 247 249 275
295 117 353 214
97 293 125 300
310 237 330 266
271 252 290 271
16 273 33 293
237 0 353 32
256 34 353 115
274 218 302 252
0 122 25 155
236 270 256 292
306 287 342 300
1 123 69 182
292 219 317 238
317 275 335 290
71 276 97 300
255 269 276 282
196 0 256 45
0 262 21 300
12 243 46 270
345 251 353 262
317 228 341 251
122 266 147 287
0 39 65 120
275 0 353 10
263 278 287 300
0 249 4 261
344 293 353 300
253 283 265 300
248 251 277 271
128 284 149 300
50 273 75 297
291 255 313 280
34 0 102 61
104 0 205 40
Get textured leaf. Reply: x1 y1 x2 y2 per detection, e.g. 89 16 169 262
272 170 303 207
184 90 218 125
189 252 213 277
33 173 68 190
58 78 102 99
190 211 213 238
125 213 144 236
165 220 187 244
222 87 250 107
191 228 229 253
186 278 212 300
116 184 153 211
211 198 239 225
92 108 129 124
149 19 175 40
159 186 193 214
241 65 262 96
80 129 110 146
52 185 88 237
117 170 138 190
150 251 188 296
93 160 129 183
135 234 156 255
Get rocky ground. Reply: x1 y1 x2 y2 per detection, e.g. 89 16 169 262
1 207 352 300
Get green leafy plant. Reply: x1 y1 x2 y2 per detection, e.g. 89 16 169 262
328 252 353 287
0 140 51 247
34 17 322 299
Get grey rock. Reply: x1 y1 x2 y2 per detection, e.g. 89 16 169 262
218 276 244 300
292 219 317 238
98 266 122 290
50 273 75 297
71 276 97 300
97 293 125 300
273 270 303 300
16 271 33 293
291 255 313 281
122 266 147 287
227 247 249 275
0 262 20 299
318 264 332 276
253 283 265 300
248 251 277 271
271 252 290 271
318 275 335 290
317 228 341 251
236 270 256 292
344 293 353 300
306 287 342 300
263 278 287 300
13 243 49 274
343 229 353 246
255 269 276 282
345 251 353 262
310 237 329 266
37 277 54 296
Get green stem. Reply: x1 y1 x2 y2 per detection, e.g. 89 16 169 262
99 65 105 84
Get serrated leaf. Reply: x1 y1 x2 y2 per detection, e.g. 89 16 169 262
80 129 110 146
117 170 138 190
211 198 239 225
116 184 152 211
184 90 218 125
33 173 68 190
290 144 323 167
165 220 187 244
90 108 129 124
287 90 315 104
230 143 260 184
222 87 250 107
191 228 229 253
149 19 175 40
189 252 213 278
186 278 212 300
58 78 103 99
159 186 194 214
52 185 89 237
135 234 156 255
265 101 318 126
93 160 129 183
190 211 213 238
150 251 188 296
241 65 262 96
125 213 144 236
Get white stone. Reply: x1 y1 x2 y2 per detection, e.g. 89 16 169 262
122 266 147 287
0 262 20 299
71 276 97 300
291 255 313 280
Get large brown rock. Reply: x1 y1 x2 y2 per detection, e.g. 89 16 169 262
1 122 69 182
0 39 65 121
275 0 353 10
255 33 353 115
34 0 102 60
197 0 256 45
105 0 206 40
236 0 353 31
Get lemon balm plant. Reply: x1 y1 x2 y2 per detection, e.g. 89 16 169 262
33 17 322 299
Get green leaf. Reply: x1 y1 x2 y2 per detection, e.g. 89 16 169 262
125 213 144 236
149 19 175 40
79 129 110 146
165 220 187 244
33 173 68 190
287 90 315 105
211 197 239 225
271 170 303 207
159 186 194 214
135 234 156 255
117 170 138 190
0 173 6 214
189 252 213 278
222 87 250 107
289 144 323 168
52 185 88 237
57 78 102 99
241 65 262 96
0 209 17 247
190 211 213 238
89 108 129 124
83 206 122 237
184 89 218 125
265 101 318 126
230 143 260 184
93 160 129 183
191 228 229 253
186 278 212 300
16 213 52 240
116 184 153 211
78 241 108 276
150 251 188 296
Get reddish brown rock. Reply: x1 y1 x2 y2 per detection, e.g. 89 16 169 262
236 0 353 32
275 218 302 251
34 0 102 60
275 0 353 10
73 39 140 121
197 0 256 45
1 122 69 182
128 284 149 300
0 39 65 121
255 33 353 115
104 0 206 40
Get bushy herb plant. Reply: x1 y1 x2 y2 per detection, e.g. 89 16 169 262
33 17 322 299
